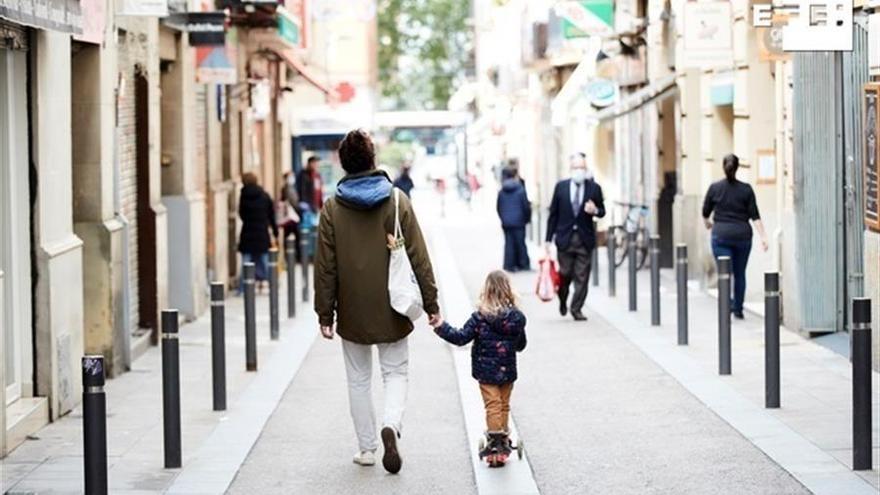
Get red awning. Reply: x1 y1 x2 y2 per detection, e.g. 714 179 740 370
277 49 339 102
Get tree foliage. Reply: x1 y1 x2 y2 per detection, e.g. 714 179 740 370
378 0 472 111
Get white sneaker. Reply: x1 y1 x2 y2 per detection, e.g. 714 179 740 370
353 450 376 466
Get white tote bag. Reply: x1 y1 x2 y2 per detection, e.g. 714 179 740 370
388 189 424 321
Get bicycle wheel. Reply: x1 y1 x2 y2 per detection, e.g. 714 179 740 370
613 228 628 268
636 228 650 270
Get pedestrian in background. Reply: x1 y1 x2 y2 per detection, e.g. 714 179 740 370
314 129 440 474
545 153 605 321
238 172 277 293
702 153 769 319
431 270 527 468
393 163 415 197
279 171 300 244
297 155 324 214
497 167 532 272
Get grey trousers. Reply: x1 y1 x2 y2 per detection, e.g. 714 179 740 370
558 234 593 313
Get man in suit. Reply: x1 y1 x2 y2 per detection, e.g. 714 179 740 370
545 153 605 321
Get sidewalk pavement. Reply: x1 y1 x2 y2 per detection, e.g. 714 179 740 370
1 281 317 494
438 200 811 494
585 253 880 492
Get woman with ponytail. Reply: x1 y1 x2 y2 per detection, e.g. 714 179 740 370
702 154 769 319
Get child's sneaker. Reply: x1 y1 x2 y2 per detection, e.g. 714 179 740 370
486 431 508 468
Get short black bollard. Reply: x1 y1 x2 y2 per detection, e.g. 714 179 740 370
764 272 780 409
300 227 310 303
607 226 616 297
628 230 637 312
243 262 257 372
268 248 280 341
82 355 108 495
717 256 732 375
285 235 296 318
852 297 873 471
649 235 660 326
210 282 226 411
161 309 182 468
676 244 688 345
591 243 599 287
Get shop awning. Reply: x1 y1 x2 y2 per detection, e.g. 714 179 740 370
587 73 677 124
1 0 82 34
276 49 340 101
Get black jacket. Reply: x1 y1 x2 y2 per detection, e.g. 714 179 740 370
393 172 414 197
238 184 278 254
434 308 527 384
297 168 322 211
496 178 531 228
545 178 605 250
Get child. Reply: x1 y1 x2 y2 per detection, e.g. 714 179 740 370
431 270 527 467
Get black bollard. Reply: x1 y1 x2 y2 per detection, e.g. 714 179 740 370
269 248 280 341
82 355 108 494
852 297 873 471
649 235 660 326
286 235 296 318
717 256 732 375
764 272 780 409
676 244 688 345
161 309 182 468
607 226 616 297
628 230 637 312
300 226 310 303
210 282 226 411
243 262 257 372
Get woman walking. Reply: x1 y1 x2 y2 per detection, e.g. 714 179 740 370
313 129 440 474
238 172 277 293
702 154 769 319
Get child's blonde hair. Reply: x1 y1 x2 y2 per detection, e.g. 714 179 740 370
477 270 518 316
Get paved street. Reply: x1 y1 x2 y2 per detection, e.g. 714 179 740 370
1 192 878 494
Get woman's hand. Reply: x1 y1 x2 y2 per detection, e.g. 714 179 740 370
703 218 713 230
320 325 335 339
760 238 769 252
428 314 443 327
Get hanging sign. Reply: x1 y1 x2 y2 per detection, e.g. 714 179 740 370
557 0 614 38
864 83 880 232
0 0 82 33
165 12 226 45
117 0 169 16
73 0 105 44
682 2 733 69
196 27 237 84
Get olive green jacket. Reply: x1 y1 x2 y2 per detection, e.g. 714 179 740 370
314 170 439 344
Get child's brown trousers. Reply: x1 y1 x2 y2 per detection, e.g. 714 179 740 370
479 382 513 432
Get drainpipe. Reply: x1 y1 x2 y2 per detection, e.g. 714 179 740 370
773 61 785 274
114 73 133 370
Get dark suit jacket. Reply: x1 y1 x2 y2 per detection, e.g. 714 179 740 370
545 178 605 250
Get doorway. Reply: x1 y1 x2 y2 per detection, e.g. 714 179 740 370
134 68 158 343
0 47 33 406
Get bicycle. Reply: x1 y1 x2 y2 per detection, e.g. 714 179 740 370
611 202 650 270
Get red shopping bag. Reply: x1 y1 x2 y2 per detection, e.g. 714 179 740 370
536 256 560 302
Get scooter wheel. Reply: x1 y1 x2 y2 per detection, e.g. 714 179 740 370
478 436 486 458
517 440 524 460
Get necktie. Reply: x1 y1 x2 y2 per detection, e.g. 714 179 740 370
573 183 582 215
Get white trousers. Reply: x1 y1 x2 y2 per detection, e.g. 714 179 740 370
342 337 409 452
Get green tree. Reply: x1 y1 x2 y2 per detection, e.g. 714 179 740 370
378 0 472 110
